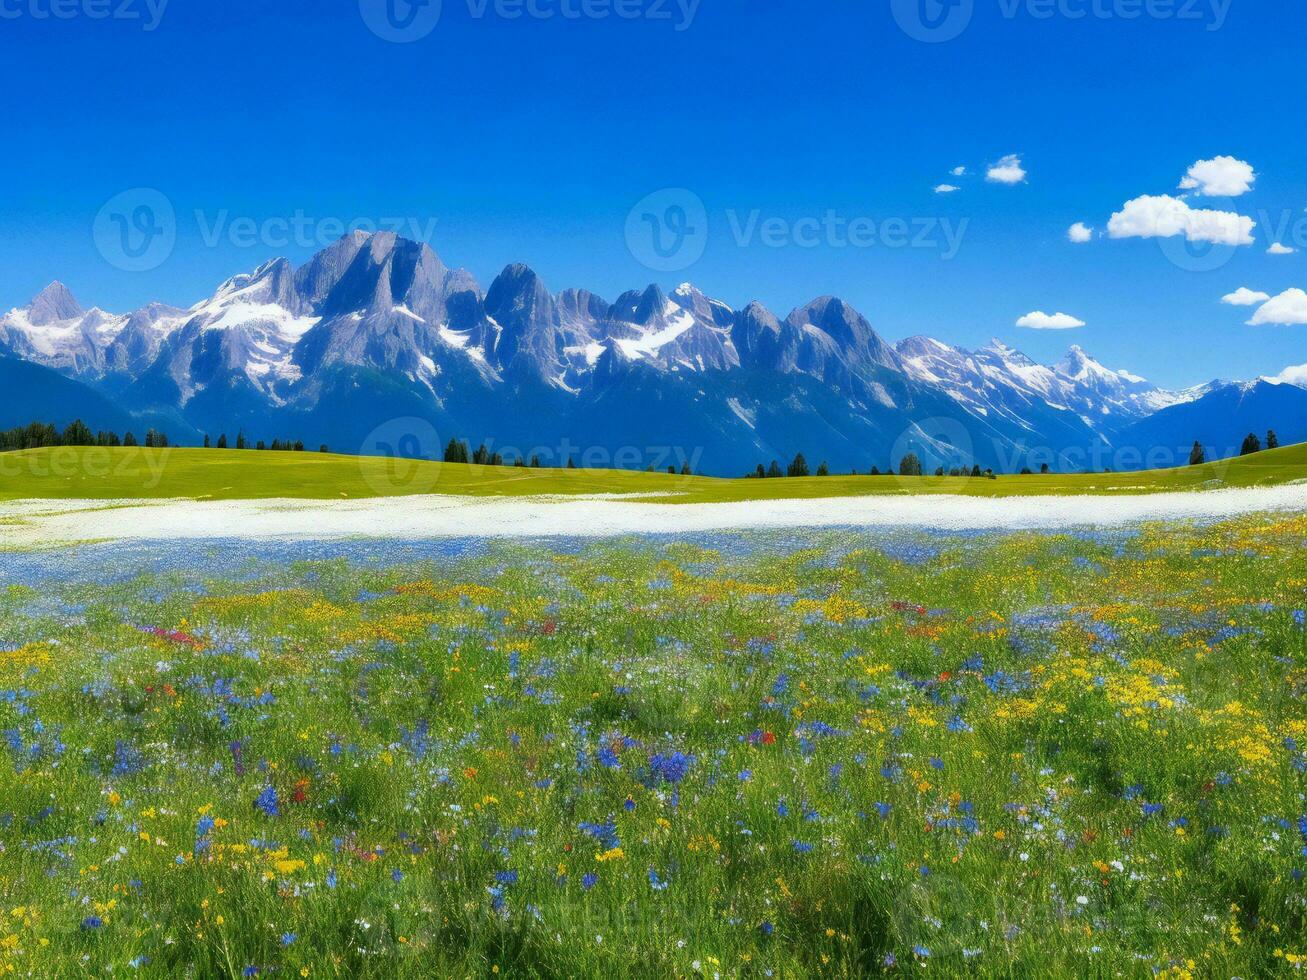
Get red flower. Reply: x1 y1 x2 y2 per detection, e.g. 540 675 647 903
761 731 777 746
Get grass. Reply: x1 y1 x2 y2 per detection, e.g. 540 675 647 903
1 518 1305 976
0 441 1304 503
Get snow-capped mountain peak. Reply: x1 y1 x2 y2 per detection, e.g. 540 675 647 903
26 281 85 325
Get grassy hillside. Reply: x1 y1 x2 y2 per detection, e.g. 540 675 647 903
0 442 1303 503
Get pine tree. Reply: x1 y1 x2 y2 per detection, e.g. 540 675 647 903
787 453 809 477
767 460 783 478
680 462 692 476
971 464 982 478
1240 432 1261 456
816 461 830 477
1040 463 1050 474
898 453 922 477
1189 441 1205 466
567 457 577 469
1267 429 1279 450
755 463 765 479
531 455 542 468
216 434 227 449
123 432 138 447
62 419 94 446
870 466 881 476
203 434 211 448
236 431 247 450
320 445 329 453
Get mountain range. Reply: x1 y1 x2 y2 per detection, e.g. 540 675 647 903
3 230 1304 475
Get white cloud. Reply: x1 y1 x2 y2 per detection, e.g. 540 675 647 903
1221 287 1270 306
933 183 961 194
1270 362 1307 387
1248 288 1307 326
1106 194 1255 246
1067 222 1094 244
1267 242 1297 255
1178 156 1256 197
950 166 967 177
986 154 1027 185
1016 310 1086 330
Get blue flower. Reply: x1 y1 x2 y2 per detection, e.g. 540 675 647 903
649 752 692 785
254 784 279 818
792 840 814 854
280 933 297 946
81 916 104 930
581 872 598 890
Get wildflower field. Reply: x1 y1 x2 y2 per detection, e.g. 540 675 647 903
1 516 1305 977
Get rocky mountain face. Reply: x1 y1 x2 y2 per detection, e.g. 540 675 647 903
3 231 1303 474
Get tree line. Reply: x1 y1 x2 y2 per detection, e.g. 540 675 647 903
0 419 170 452
441 438 694 475
745 452 1005 479
201 432 326 453
1188 429 1279 465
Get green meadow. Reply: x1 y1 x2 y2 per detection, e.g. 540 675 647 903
0 442 1303 503
1 516 1305 976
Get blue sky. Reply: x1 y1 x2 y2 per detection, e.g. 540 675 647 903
1 0 1304 387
